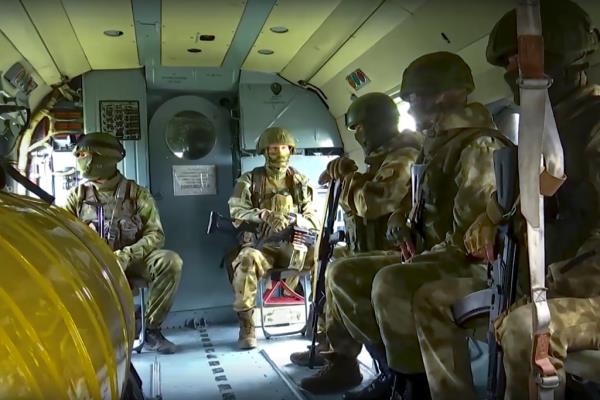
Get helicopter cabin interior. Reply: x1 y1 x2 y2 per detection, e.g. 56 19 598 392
2 0 600 399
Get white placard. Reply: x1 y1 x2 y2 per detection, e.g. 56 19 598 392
172 165 217 196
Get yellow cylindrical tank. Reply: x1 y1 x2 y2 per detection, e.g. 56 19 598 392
0 191 135 399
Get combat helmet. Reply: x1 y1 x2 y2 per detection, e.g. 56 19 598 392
73 132 126 161
345 92 399 131
400 52 474 100
256 127 296 154
486 0 599 68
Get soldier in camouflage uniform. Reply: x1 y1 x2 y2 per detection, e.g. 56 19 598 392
301 52 507 399
412 1 600 399
289 92 422 368
228 127 320 350
65 132 182 354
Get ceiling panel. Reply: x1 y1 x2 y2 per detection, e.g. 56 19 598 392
242 0 342 72
309 0 419 88
61 0 139 70
22 0 91 80
320 0 515 118
0 31 51 108
0 0 62 85
280 0 384 84
161 0 247 67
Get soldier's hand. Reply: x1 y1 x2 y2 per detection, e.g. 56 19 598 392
464 213 496 262
327 157 358 180
387 212 416 261
266 212 289 232
114 250 131 271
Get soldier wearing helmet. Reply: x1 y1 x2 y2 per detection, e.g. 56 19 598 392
411 1 600 399
227 127 320 349
287 92 421 369
64 132 182 354
301 52 509 399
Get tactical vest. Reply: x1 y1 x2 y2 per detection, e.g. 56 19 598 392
417 128 510 250
76 178 143 251
545 93 600 265
249 166 307 212
344 213 394 254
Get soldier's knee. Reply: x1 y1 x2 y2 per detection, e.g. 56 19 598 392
235 248 261 274
372 266 405 305
325 258 345 285
162 250 183 274
496 305 531 346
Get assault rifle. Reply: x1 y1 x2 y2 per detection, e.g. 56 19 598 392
307 179 345 368
206 211 318 251
451 146 519 399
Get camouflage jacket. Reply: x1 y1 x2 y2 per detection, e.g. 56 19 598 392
341 131 422 253
64 172 165 266
390 102 506 253
228 166 320 234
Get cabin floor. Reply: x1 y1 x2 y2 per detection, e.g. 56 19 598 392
132 323 379 400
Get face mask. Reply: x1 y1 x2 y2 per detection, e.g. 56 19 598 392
266 153 290 170
76 154 117 181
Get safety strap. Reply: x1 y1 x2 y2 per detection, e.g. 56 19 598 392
516 1 562 398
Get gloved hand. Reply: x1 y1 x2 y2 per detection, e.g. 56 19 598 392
386 210 416 261
319 157 358 185
464 212 497 262
265 211 290 233
114 249 131 271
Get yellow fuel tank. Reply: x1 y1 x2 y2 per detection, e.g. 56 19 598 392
0 191 134 400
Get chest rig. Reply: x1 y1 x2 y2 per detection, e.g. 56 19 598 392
76 178 143 251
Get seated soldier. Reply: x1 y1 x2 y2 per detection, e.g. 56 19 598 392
301 52 509 399
64 132 183 354
227 127 320 350
289 92 422 367
412 1 600 399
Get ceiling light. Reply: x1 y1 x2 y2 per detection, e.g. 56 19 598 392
270 26 288 33
103 30 123 37
258 49 274 55
187 48 202 53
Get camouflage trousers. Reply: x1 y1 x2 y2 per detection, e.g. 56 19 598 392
372 246 480 373
231 245 311 312
326 250 404 358
127 249 183 329
413 278 600 400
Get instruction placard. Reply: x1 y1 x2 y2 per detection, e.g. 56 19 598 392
172 165 216 196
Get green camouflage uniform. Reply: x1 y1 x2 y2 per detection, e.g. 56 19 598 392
340 132 422 254
413 77 600 400
65 172 183 329
412 0 600 396
326 102 504 372
414 88 600 399
324 131 422 357
228 167 320 312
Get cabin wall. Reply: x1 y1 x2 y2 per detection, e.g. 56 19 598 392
82 69 150 187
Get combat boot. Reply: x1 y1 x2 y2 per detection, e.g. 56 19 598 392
290 332 328 367
300 352 362 394
237 309 257 349
144 328 177 354
343 371 397 400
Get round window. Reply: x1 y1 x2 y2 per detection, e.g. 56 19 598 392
165 110 216 160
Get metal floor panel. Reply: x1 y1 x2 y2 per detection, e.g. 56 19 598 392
131 324 378 400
